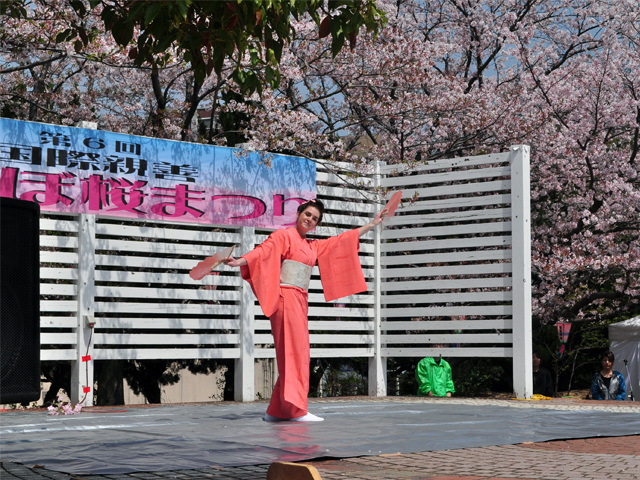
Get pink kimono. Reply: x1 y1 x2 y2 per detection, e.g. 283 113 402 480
240 227 367 419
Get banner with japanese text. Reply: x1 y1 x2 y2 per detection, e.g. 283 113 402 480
0 118 316 228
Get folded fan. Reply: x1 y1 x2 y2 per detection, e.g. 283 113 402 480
190 245 235 280
382 191 402 228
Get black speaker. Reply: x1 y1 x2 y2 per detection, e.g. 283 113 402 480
1 197 41 404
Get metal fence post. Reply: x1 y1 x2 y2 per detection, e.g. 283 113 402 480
71 213 96 406
369 161 387 396
511 145 533 399
235 226 255 401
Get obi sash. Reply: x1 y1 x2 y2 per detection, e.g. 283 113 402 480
280 259 312 291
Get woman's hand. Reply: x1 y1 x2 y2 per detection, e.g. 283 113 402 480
224 257 247 268
358 207 389 236
373 207 389 226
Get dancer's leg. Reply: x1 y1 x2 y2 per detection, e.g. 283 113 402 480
265 289 309 419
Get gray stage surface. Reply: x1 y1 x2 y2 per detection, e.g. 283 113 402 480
1 399 639 475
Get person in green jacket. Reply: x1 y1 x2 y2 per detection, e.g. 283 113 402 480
415 356 455 397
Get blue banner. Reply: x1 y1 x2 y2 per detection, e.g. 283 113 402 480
0 118 316 228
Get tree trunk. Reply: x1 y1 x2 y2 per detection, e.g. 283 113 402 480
142 382 162 404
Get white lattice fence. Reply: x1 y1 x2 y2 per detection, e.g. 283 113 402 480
91 219 242 361
378 146 532 396
40 214 80 362
37 147 532 404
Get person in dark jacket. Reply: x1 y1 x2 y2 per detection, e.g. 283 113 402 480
591 350 626 401
532 350 554 397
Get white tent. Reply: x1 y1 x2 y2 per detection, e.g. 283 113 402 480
609 315 640 401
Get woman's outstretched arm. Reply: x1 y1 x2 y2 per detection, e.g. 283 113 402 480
358 207 388 237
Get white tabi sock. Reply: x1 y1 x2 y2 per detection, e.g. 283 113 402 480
290 412 324 422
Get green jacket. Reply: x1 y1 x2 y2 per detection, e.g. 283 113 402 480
415 357 455 397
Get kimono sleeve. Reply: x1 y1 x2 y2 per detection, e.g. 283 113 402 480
240 229 288 317
316 228 367 302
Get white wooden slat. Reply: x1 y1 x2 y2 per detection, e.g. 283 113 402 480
320 199 375 214
313 348 373 357
41 316 77 328
317 170 373 187
95 239 238 257
381 166 511 188
409 180 511 200
40 251 78 263
381 236 512 253
379 152 512 175
382 347 513 357
95 286 241 302
317 184 375 201
382 221 511 240
397 194 512 212
382 333 512 344
380 291 512 304
94 255 228 270
375 277 510 292
307 279 374 292
381 305 512 317
381 263 512 277
94 270 243 286
96 223 241 244
307 293 374 304
382 264 510 278
254 320 374 331
41 333 76 344
94 333 239 345
41 350 77 361
94 303 240 315
319 213 371 228
388 208 511 227
381 319 513 330
254 348 374 359
41 284 77 295
308 306 374 317
40 268 78 280
310 334 373 343
313 225 374 240
96 318 240 330
40 218 79 232
358 242 375 254
93 348 240 360
40 235 78 248
41 300 78 311
381 249 512 267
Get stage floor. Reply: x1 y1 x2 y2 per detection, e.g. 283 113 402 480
1 397 639 475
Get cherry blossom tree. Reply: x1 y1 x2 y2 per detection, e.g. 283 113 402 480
2 0 639 330
233 0 640 325
2 0 387 94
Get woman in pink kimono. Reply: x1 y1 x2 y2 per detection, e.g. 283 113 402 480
225 199 385 422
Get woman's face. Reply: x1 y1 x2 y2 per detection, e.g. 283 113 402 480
601 356 613 370
296 206 320 234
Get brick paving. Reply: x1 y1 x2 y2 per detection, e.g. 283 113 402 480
306 437 640 479
2 398 639 480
